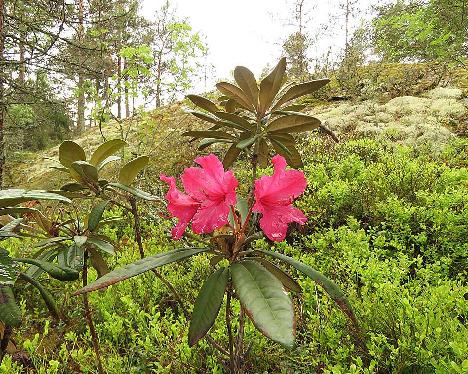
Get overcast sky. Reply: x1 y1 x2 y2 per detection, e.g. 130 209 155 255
140 0 376 95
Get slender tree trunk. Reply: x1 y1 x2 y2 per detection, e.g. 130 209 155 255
0 0 5 188
117 54 121 119
76 0 85 133
124 59 129 118
155 54 162 108
19 33 25 83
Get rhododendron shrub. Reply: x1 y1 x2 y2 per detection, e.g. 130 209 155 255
77 59 357 374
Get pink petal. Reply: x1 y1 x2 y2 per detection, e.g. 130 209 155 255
191 199 231 234
254 155 307 207
258 205 307 242
182 154 238 205
160 174 199 240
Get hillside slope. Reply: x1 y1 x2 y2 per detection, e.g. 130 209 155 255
6 86 466 189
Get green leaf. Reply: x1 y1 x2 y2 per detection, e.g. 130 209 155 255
223 143 242 168
216 82 256 112
0 218 22 239
97 155 121 170
14 258 79 281
71 161 98 183
182 131 235 141
119 156 150 185
188 267 229 346
59 141 86 169
253 258 301 293
73 247 209 295
189 111 222 126
88 248 109 278
268 134 303 168
24 249 57 280
19 273 60 319
73 236 87 247
60 182 85 192
108 183 157 201
88 200 109 232
0 286 21 326
259 58 287 116
58 245 84 270
236 136 257 149
87 236 114 255
214 112 255 132
89 139 126 166
256 250 356 323
0 249 17 286
0 189 71 207
231 260 294 347
187 95 219 114
257 138 270 168
234 66 259 109
271 79 330 111
266 113 321 133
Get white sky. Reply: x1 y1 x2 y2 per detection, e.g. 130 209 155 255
141 0 376 93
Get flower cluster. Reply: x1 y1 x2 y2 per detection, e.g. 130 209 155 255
160 154 307 242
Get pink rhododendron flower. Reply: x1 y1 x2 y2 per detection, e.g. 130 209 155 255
253 155 307 241
160 154 238 239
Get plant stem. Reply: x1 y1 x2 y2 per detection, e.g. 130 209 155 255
235 307 245 372
82 251 105 374
226 287 235 373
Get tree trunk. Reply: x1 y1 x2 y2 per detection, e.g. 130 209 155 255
117 54 121 119
19 33 25 83
0 0 5 188
155 53 162 108
124 59 129 118
76 0 85 133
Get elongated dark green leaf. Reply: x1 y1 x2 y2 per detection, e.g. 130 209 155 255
216 82 255 112
108 183 158 201
268 134 303 168
119 156 149 186
89 139 126 166
236 136 257 149
271 79 330 111
0 189 71 207
59 244 84 270
0 286 21 326
198 138 230 151
88 248 109 278
19 273 59 319
25 249 57 280
74 247 209 295
253 258 301 293
0 218 22 239
71 161 98 183
223 143 242 168
188 267 229 346
59 141 86 169
87 236 114 255
231 260 294 347
73 235 87 247
60 182 85 192
88 200 109 232
187 95 219 114
257 138 270 168
214 112 254 132
0 249 17 286
256 249 357 324
0 207 38 215
189 111 222 126
267 113 320 133
183 131 235 141
14 258 79 281
234 66 259 109
97 155 121 170
259 58 287 116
